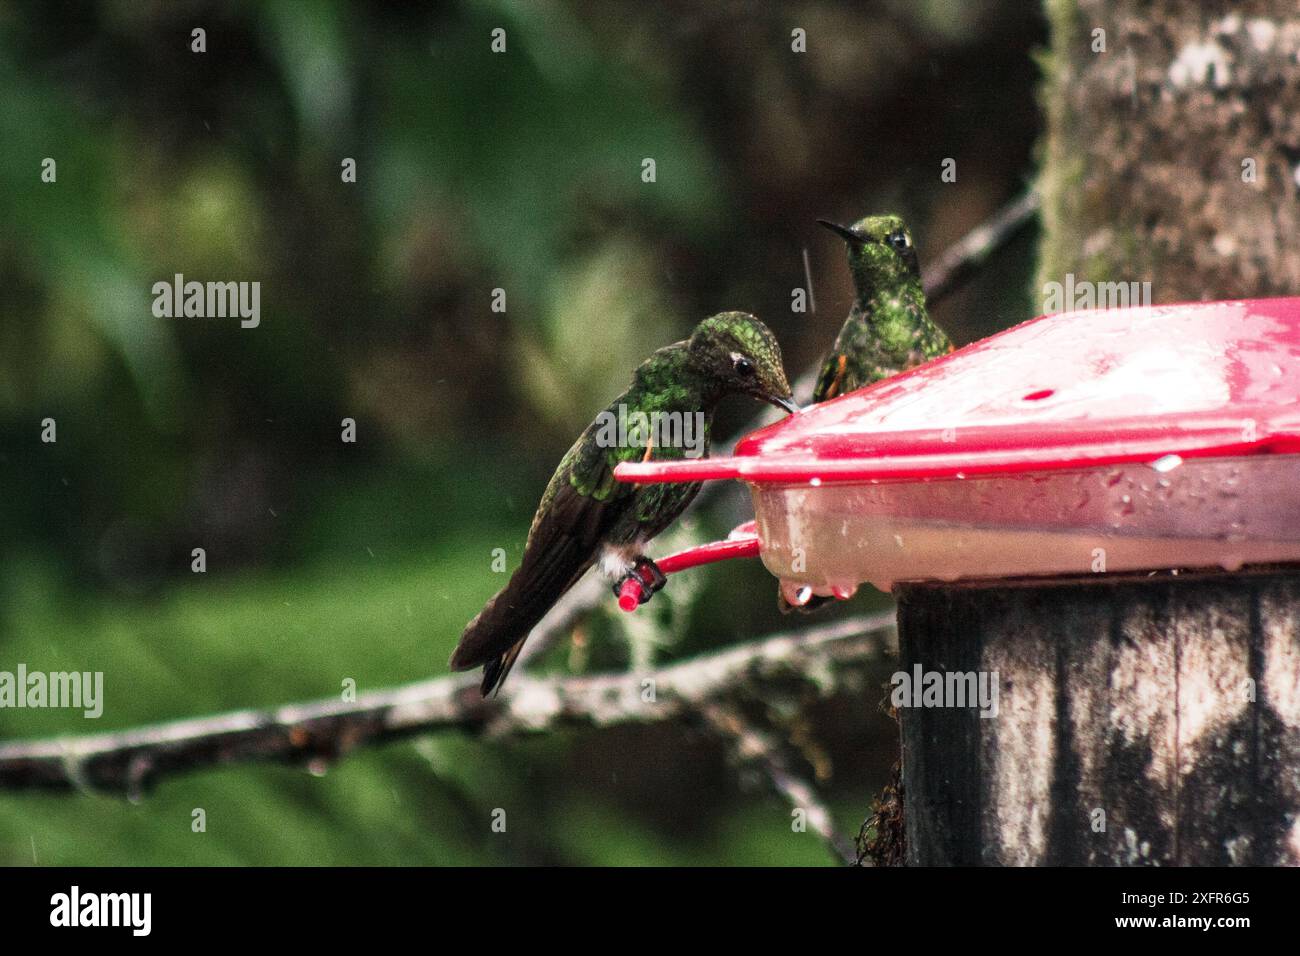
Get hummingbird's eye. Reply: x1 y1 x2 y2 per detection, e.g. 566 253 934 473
731 354 756 377
888 230 910 251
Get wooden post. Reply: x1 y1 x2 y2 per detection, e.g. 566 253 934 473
895 568 1300 865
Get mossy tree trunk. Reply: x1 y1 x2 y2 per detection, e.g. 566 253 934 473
1037 0 1300 300
888 2 1300 867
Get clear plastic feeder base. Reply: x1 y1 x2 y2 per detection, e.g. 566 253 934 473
753 454 1300 595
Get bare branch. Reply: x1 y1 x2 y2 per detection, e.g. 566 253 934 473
698 701 858 865
922 189 1040 306
0 612 896 797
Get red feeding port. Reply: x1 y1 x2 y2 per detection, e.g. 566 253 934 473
615 298 1300 601
616 526 760 610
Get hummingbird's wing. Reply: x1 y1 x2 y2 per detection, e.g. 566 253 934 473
812 351 849 403
449 438 631 693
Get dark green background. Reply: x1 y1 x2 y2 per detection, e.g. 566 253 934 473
0 0 1041 865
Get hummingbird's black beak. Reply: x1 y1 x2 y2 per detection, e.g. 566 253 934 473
817 219 866 245
767 394 800 415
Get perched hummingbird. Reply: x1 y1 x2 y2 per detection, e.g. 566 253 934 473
780 214 953 612
810 214 952 403
451 312 797 696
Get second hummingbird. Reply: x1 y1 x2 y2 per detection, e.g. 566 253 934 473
781 214 953 612
811 214 952 402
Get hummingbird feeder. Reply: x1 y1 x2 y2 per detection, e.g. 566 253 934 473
613 296 1300 866
615 297 1300 603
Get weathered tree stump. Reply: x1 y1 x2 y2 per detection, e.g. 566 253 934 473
895 568 1300 865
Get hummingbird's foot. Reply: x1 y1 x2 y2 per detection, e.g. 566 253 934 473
612 556 668 607
632 556 668 597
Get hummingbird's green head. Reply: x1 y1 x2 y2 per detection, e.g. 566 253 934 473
817 213 921 300
689 311 797 413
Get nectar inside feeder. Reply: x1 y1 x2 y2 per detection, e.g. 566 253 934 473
616 296 1300 867
616 297 1300 600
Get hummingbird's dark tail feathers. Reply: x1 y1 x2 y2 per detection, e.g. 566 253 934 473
479 639 526 697
448 572 558 693
449 529 595 696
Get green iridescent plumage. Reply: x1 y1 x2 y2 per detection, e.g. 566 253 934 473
453 312 795 696
812 214 952 403
782 214 952 614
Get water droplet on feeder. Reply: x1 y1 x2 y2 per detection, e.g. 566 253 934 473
780 580 812 606
1151 454 1184 473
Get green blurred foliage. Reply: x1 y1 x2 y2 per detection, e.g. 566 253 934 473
0 0 1042 864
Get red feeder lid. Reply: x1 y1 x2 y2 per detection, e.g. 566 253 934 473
616 298 1300 486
